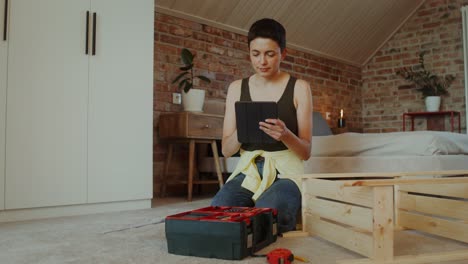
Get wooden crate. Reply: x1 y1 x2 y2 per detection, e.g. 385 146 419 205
284 170 468 264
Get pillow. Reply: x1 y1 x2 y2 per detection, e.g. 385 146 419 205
312 112 333 136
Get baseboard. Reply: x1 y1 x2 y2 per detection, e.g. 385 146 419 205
0 199 151 223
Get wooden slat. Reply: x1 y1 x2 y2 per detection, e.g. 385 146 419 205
399 192 468 221
286 170 468 179
304 179 373 207
343 177 468 187
308 197 373 232
399 211 468 243
372 186 394 261
337 249 468 264
398 183 468 199
394 185 402 229
305 213 373 257
280 231 308 238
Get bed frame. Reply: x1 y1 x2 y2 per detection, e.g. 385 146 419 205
284 170 468 264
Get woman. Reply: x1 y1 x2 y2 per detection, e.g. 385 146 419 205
211 18 312 233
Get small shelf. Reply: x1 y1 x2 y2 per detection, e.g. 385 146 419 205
402 111 461 133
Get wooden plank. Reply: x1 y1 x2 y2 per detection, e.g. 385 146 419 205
399 211 468 243
372 186 394 261
280 231 308 238
399 192 468 221
304 178 373 207
210 140 224 188
337 249 468 264
305 213 373 257
308 197 373 232
394 185 402 229
398 183 468 199
343 177 468 187
286 170 468 179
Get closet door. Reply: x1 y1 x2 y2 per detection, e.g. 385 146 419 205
0 0 8 210
87 0 153 202
5 0 89 209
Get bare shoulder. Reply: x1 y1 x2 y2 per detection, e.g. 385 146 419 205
226 79 243 100
294 79 312 98
295 79 311 91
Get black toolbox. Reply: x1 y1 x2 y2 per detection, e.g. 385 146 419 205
165 206 278 260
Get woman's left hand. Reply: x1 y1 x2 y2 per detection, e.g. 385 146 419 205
259 119 289 141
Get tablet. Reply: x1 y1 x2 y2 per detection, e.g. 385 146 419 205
235 101 278 144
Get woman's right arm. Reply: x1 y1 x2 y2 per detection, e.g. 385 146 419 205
221 80 242 158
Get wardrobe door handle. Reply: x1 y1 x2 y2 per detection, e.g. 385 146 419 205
3 0 8 41
85 11 89 54
92 12 96 55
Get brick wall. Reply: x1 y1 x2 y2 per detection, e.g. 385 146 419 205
153 12 362 195
363 0 466 133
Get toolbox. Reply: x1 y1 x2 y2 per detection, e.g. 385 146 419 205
165 206 278 260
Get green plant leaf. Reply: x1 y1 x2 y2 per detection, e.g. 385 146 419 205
172 72 189 84
179 64 193 71
181 48 194 65
195 75 211 83
396 51 454 98
178 78 189 90
183 81 193 93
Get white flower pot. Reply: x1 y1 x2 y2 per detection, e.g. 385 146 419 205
182 88 205 112
425 96 441 112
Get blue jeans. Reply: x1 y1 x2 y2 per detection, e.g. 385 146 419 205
211 161 301 233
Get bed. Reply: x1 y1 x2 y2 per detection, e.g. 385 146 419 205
304 130 468 173
199 112 468 174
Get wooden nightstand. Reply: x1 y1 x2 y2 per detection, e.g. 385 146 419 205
159 112 224 201
331 127 348 134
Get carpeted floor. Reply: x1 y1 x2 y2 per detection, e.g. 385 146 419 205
0 197 466 264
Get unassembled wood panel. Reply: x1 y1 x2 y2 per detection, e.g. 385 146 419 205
398 186 468 244
305 214 373 258
304 178 373 207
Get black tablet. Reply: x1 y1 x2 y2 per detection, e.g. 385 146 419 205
235 101 278 144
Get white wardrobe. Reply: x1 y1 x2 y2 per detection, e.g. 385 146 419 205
0 0 153 218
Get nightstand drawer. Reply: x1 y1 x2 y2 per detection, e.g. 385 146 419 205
159 112 223 140
188 114 223 138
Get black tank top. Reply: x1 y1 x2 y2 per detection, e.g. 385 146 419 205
240 76 298 151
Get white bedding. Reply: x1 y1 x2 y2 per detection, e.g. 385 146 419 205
312 131 468 157
199 131 468 174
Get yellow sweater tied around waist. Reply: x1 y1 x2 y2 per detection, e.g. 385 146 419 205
225 149 304 201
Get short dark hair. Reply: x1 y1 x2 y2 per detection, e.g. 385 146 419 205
248 18 286 51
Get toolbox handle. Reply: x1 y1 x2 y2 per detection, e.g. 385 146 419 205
250 211 276 253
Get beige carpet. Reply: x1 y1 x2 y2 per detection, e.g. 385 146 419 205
0 197 467 264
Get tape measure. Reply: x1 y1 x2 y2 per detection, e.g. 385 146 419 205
266 248 294 264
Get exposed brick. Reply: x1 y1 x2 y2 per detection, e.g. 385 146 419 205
206 44 226 55
154 13 363 189
375 56 392 62
193 32 214 43
363 0 465 132
160 34 183 46
214 37 234 48
169 25 192 37
202 25 224 36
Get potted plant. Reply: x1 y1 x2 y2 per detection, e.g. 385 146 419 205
396 51 455 112
172 48 211 112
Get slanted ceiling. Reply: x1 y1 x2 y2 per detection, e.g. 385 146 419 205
156 0 425 66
